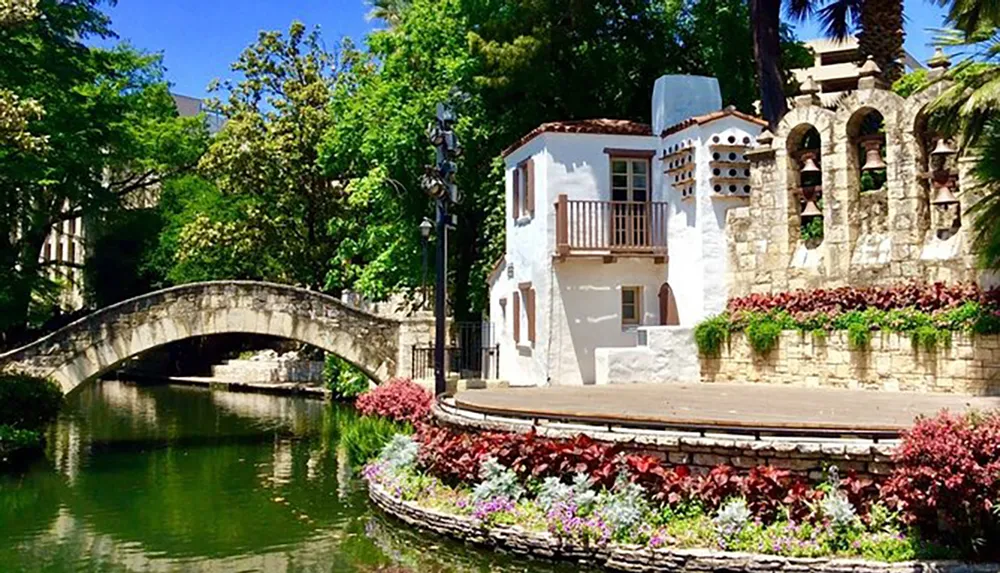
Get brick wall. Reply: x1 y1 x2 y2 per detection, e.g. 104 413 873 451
701 331 1000 395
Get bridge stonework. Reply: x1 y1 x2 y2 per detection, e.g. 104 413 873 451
0 281 434 394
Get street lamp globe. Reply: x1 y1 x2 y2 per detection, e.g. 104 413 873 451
419 218 433 239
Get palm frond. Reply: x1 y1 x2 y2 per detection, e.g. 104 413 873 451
786 0 817 22
817 0 862 40
966 121 1000 269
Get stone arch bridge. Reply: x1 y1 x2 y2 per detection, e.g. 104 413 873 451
0 281 434 395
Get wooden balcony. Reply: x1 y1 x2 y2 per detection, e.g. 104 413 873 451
554 194 668 261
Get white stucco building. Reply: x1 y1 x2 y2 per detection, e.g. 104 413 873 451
488 75 766 387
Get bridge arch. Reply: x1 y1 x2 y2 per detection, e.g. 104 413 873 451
0 281 425 394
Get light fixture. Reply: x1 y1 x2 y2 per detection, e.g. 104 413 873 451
861 139 886 172
931 138 957 157
419 218 433 239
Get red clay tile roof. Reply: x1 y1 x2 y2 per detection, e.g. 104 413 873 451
660 108 768 137
502 119 653 157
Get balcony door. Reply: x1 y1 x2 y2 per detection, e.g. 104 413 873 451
611 157 650 249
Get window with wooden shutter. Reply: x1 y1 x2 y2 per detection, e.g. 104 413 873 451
512 291 520 343
525 158 535 217
527 288 536 343
512 165 521 220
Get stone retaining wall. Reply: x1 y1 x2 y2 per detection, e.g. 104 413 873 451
368 481 990 573
212 359 324 384
701 331 1000 395
435 405 896 481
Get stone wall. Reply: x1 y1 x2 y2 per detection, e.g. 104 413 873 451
212 359 325 384
435 404 896 481
369 481 992 573
701 331 1000 395
727 78 985 298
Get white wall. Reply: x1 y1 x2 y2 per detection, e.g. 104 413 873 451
549 259 664 385
663 116 763 325
490 130 663 387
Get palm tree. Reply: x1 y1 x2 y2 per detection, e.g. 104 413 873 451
753 0 789 127
365 0 410 28
786 0 905 83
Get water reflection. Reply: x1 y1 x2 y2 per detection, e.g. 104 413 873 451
0 381 582 573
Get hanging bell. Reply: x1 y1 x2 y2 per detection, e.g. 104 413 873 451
931 138 957 157
931 182 959 206
801 199 822 218
861 139 886 171
800 153 821 174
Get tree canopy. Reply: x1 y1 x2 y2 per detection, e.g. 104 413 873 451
0 0 206 341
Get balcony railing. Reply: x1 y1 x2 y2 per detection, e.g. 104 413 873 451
555 195 668 256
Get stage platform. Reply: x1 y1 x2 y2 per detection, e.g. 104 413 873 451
451 383 1000 438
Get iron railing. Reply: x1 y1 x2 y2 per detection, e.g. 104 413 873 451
412 321 499 379
411 344 500 380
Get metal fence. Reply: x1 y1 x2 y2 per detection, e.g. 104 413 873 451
411 321 499 380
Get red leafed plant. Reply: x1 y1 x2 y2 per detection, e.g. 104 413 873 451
881 410 1000 557
356 378 434 424
414 425 623 487
727 282 997 315
840 471 880 517
742 466 819 522
693 465 743 511
625 454 694 505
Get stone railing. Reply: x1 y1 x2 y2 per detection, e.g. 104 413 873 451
368 481 992 573
701 331 1000 395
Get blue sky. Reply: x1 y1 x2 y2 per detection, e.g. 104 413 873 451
98 0 950 100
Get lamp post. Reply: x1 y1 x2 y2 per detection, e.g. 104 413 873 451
419 218 432 308
423 102 461 397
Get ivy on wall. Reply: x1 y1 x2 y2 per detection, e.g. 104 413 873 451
695 284 1000 356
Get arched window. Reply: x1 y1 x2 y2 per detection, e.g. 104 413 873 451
847 108 886 193
915 112 961 239
788 125 823 248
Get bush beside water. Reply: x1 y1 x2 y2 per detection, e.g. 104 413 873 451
0 372 63 465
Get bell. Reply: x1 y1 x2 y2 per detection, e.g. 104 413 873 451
800 153 821 174
801 199 822 218
931 138 957 157
861 139 886 171
931 183 959 206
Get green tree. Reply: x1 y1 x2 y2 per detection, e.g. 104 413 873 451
0 0 207 341
193 22 350 290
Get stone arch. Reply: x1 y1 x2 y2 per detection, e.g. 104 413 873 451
902 82 958 239
0 281 420 394
772 106 837 259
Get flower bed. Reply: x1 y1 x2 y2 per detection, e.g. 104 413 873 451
361 411 1000 566
695 283 1000 357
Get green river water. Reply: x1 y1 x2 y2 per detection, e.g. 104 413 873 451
0 381 583 573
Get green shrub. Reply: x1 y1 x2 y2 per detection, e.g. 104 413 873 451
745 317 782 355
911 325 951 352
694 315 730 357
0 425 42 462
341 415 413 468
324 354 370 399
846 322 872 350
0 373 63 430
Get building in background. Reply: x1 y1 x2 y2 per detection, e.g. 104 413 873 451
791 37 924 107
41 94 222 311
